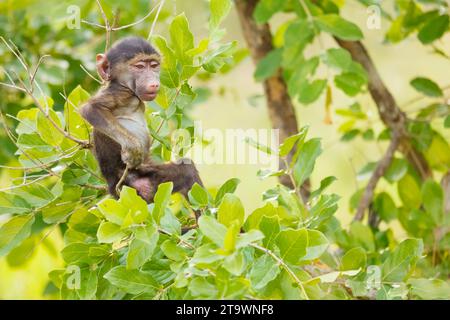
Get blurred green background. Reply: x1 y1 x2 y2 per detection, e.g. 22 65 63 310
0 0 448 299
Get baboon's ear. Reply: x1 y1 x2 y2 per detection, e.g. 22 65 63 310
96 54 110 81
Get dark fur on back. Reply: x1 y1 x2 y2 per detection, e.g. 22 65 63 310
106 36 158 66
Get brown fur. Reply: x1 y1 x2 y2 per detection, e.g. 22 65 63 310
80 37 203 217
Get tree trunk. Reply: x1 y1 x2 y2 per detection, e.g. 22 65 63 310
235 0 310 200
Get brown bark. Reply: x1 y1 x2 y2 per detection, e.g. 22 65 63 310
334 39 433 221
355 131 400 221
235 0 310 200
335 39 432 181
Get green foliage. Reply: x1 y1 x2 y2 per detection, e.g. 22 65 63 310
410 77 443 97
0 0 448 301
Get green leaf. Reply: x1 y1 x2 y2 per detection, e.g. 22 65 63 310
323 48 352 70
279 126 309 157
16 108 38 135
97 221 126 243
127 225 159 269
350 221 375 252
61 243 110 264
10 184 55 208
198 215 227 246
410 77 443 97
384 158 408 183
104 266 159 294
210 0 232 29
254 48 283 82
334 72 366 96
223 250 246 276
202 41 237 73
276 228 308 264
217 194 245 228
236 229 264 249
382 238 423 282
293 138 322 186
421 180 443 225
215 178 240 205
36 109 65 146
298 79 327 104
309 194 340 228
424 133 450 171
61 266 98 300
97 199 127 226
409 278 450 300
170 13 194 63
310 176 337 198
222 222 239 254
341 247 366 271
250 254 280 289
244 202 280 231
444 115 450 128
301 230 329 261
253 0 286 24
119 187 150 226
398 174 422 209
373 192 398 222
418 14 449 44
188 183 209 208
161 240 188 261
188 277 218 298
0 215 35 256
282 20 315 66
64 85 90 140
160 210 181 235
152 182 173 223
315 14 364 41
6 236 36 267
260 215 280 249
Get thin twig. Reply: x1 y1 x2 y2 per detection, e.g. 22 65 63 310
0 174 52 192
148 0 165 40
82 183 108 191
30 55 50 88
158 228 195 249
354 132 401 221
250 243 310 300
0 81 26 92
82 0 162 32
115 165 129 196
95 0 111 52
79 64 103 84
0 39 91 148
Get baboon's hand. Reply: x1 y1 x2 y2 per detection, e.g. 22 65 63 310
121 140 145 168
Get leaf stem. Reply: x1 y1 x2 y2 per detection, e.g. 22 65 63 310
250 243 310 300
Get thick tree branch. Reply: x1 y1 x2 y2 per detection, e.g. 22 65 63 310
235 0 310 201
334 39 432 180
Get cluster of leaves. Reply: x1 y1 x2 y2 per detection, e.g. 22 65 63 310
247 0 450 298
334 1 450 282
34 127 445 299
254 0 369 105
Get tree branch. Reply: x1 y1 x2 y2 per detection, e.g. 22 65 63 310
354 131 400 221
250 243 310 300
334 39 432 180
235 0 310 201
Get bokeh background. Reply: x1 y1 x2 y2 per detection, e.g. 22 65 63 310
0 0 449 298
